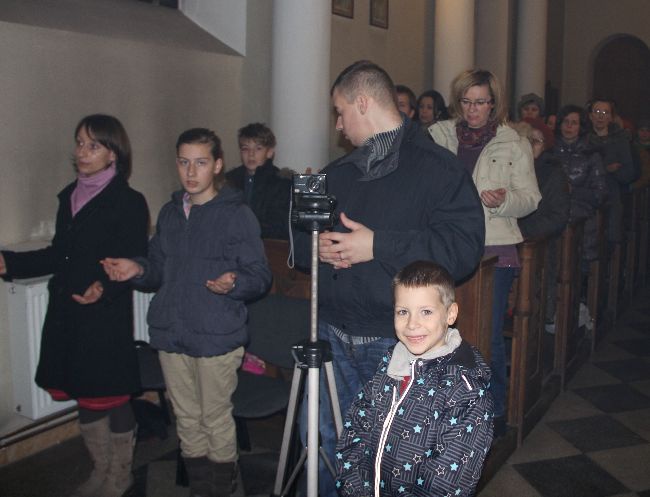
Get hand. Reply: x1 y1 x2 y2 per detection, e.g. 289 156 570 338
101 258 143 281
606 162 622 173
318 212 373 269
206 271 237 294
480 188 506 208
0 252 6 276
72 281 103 304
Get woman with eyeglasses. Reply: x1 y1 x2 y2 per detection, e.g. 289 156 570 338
586 98 638 246
429 69 541 438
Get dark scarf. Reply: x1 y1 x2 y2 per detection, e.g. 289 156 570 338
456 119 498 148
456 120 498 174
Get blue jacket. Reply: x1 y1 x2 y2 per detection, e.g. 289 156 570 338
135 185 272 357
295 119 485 339
335 340 494 497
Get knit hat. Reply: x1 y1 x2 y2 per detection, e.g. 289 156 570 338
518 93 545 118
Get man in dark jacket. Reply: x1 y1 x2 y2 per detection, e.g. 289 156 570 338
226 123 292 239
295 60 485 497
587 98 639 244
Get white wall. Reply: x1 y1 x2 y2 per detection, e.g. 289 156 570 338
329 0 432 159
180 0 247 55
0 20 244 417
561 0 650 107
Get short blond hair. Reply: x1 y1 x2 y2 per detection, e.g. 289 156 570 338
448 69 508 125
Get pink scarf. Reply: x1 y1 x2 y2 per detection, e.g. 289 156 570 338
70 164 117 217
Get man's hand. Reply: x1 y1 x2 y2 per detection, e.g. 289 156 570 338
0 252 6 276
480 188 506 208
101 258 143 281
206 271 237 294
72 281 103 305
319 212 374 268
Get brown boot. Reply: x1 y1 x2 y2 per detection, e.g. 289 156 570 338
210 461 238 497
98 430 135 497
184 456 213 497
73 417 111 497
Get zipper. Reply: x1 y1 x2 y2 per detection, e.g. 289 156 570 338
373 360 418 496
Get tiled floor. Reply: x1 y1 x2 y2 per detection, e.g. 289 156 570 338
1 287 649 497
479 286 650 497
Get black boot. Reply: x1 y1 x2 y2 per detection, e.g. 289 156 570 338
184 456 213 497
210 461 238 497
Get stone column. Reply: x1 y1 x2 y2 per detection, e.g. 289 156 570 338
514 0 548 101
433 0 475 102
271 1 331 172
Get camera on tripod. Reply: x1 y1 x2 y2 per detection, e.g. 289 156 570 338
291 173 337 231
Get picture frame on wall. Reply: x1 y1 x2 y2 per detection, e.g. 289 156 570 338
332 0 354 19
370 0 388 29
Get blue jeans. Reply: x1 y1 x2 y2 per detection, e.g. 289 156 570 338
490 267 516 418
299 321 396 497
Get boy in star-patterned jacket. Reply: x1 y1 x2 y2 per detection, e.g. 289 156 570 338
335 261 494 497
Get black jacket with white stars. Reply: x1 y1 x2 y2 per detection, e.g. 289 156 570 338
335 339 494 497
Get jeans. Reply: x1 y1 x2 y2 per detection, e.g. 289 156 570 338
299 321 396 497
490 267 516 418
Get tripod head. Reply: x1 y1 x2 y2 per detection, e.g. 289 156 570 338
291 174 337 233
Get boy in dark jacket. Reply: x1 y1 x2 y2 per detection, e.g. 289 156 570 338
226 123 292 239
335 261 494 497
102 128 272 497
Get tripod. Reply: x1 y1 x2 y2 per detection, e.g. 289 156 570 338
272 229 343 497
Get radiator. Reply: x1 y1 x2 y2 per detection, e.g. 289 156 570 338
7 277 153 420
133 290 154 342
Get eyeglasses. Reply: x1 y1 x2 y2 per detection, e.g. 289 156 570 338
530 138 545 145
459 98 493 108
592 109 611 116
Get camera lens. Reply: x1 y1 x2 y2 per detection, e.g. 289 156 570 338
306 176 323 193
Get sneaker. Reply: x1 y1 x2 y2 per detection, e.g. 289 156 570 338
579 303 593 330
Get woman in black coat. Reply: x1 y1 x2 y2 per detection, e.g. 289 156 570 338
0 114 149 497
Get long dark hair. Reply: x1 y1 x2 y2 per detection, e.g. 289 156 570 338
74 114 132 178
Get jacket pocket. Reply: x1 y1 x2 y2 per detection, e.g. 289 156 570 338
486 156 515 187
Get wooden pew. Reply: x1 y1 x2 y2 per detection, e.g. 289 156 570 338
587 208 609 350
622 190 638 304
554 219 587 389
263 239 310 299
455 255 497 362
507 238 558 446
638 187 650 287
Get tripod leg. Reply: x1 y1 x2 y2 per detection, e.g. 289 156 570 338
307 367 320 497
280 447 307 497
272 364 304 496
319 446 337 478
323 360 343 435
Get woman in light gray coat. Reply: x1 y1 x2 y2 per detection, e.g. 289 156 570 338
429 69 540 437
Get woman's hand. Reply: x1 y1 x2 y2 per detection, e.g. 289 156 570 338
480 188 507 208
101 258 143 281
72 281 103 305
0 252 6 276
206 271 237 295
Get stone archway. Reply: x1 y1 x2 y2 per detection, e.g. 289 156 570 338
592 35 650 124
